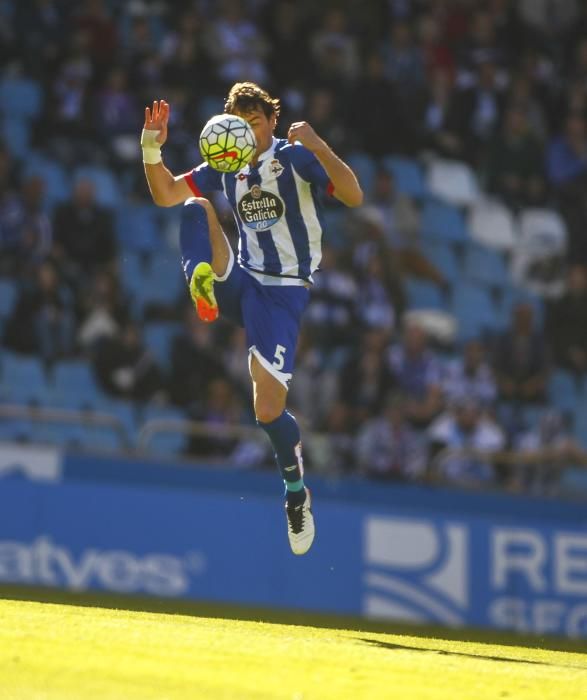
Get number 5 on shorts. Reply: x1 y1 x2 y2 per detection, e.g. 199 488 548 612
273 344 286 370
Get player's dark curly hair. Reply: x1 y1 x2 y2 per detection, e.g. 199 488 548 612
224 82 281 120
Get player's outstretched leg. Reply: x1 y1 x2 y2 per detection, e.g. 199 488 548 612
179 198 231 323
252 357 315 555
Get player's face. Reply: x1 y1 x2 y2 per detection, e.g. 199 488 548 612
236 106 276 159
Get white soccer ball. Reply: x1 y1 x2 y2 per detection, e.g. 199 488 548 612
199 114 256 173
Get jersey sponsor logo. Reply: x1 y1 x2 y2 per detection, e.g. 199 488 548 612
238 187 285 231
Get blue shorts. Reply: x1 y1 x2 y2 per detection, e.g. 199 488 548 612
180 199 310 388
215 257 309 388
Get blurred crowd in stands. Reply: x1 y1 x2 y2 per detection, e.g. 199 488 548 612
3 0 587 496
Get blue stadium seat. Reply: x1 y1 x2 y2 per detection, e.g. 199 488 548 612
322 208 349 248
197 96 225 123
140 405 188 455
382 156 427 198
421 240 460 283
0 418 34 443
1 118 31 159
463 242 509 290
0 278 17 320
92 397 137 446
452 282 499 342
1 352 47 388
572 401 587 448
548 370 579 413
73 166 122 208
51 360 101 407
24 154 71 211
33 421 85 448
142 258 184 307
0 76 42 119
560 468 587 495
405 278 447 310
116 204 161 252
78 423 127 451
144 322 181 368
421 199 468 244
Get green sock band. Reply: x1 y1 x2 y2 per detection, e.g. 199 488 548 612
284 478 304 492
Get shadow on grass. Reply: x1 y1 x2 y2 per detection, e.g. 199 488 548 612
1 583 586 654
357 637 586 668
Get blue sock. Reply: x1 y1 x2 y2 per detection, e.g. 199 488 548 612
258 410 306 505
179 200 212 282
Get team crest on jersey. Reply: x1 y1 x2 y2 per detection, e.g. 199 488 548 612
238 187 285 231
269 159 284 177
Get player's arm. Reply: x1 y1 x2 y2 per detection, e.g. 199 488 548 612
142 100 193 207
287 122 363 207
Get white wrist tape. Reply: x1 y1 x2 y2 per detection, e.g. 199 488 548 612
141 128 162 164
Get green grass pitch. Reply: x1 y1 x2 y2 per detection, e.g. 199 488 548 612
1 596 586 699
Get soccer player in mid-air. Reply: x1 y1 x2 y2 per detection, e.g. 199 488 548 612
141 82 363 555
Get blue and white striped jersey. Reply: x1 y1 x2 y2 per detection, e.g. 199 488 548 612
184 137 333 286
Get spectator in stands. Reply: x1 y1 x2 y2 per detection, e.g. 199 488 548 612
355 254 398 333
288 327 339 428
316 401 356 474
0 145 21 274
310 8 360 85
381 20 426 101
43 38 95 164
387 320 443 427
457 9 506 75
159 8 212 91
168 306 227 409
546 265 587 376
52 177 116 275
443 338 497 408
303 88 348 158
356 393 428 481
73 0 119 72
95 67 139 164
546 113 587 191
304 245 358 354
340 329 395 425
349 52 405 156
364 172 446 289
206 0 268 85
428 397 505 486
93 321 164 401
263 1 311 88
351 211 406 318
0 174 52 274
417 11 455 79
4 260 75 363
512 409 583 495
186 377 245 459
484 105 546 209
221 326 255 403
419 67 468 159
493 302 549 403
454 60 505 162
77 269 130 350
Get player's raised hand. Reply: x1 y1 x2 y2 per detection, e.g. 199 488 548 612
287 121 327 153
144 100 169 145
